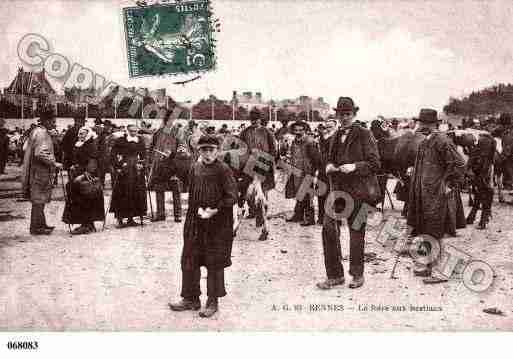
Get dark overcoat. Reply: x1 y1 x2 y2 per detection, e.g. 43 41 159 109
109 135 147 218
148 125 190 192
61 125 80 169
62 138 105 224
181 160 237 271
407 131 466 239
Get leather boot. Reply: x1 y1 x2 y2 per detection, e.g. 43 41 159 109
72 225 93 235
348 276 365 289
126 218 138 227
169 297 201 311
316 277 345 290
30 228 53 235
199 297 218 318
116 218 125 228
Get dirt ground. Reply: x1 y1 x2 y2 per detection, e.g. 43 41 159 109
1 163 512 331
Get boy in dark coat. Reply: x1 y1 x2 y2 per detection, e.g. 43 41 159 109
169 135 237 318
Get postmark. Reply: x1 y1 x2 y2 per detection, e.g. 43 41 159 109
123 0 215 78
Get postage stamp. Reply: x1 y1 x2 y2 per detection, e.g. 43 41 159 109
123 0 215 78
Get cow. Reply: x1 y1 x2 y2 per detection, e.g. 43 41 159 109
219 134 271 241
448 129 500 229
371 120 426 216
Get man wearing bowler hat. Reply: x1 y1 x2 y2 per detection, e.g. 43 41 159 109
407 108 466 284
317 97 381 290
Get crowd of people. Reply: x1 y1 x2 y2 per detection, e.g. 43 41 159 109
5 95 513 318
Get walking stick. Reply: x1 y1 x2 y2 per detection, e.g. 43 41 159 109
59 169 73 236
102 171 115 231
146 174 154 221
143 169 154 223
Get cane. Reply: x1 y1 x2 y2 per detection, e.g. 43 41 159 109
59 169 73 236
102 171 116 231
144 171 154 222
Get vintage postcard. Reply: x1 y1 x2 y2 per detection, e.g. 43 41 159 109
1 0 513 347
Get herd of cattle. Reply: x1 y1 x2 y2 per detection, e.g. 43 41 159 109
371 119 513 229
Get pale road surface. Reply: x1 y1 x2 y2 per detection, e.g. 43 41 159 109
0 164 512 331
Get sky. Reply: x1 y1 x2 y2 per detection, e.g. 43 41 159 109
2 0 513 120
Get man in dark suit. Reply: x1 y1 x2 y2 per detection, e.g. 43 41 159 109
317 97 381 290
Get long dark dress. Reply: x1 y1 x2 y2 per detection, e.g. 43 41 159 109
181 159 237 271
109 135 147 219
62 138 105 225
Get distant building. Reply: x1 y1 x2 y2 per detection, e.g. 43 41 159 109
3 67 56 107
277 95 330 119
4 67 55 96
231 91 267 110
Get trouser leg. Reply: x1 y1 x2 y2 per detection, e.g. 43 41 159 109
321 215 344 279
0 155 7 173
481 186 494 213
303 193 315 223
348 227 366 278
478 179 493 225
294 200 305 219
503 161 513 188
378 175 388 205
30 203 45 231
170 178 182 220
318 194 326 222
155 191 166 219
172 190 182 220
180 267 201 299
207 269 227 298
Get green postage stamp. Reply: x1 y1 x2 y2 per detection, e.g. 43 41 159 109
123 0 215 78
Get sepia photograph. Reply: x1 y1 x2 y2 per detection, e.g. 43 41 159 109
0 0 512 347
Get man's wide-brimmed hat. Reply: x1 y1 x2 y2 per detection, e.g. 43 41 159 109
249 107 261 121
334 96 359 113
289 120 309 131
418 108 439 124
72 110 86 122
197 134 219 149
39 106 55 122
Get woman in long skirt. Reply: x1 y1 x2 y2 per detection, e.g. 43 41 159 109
62 126 105 234
109 124 147 227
